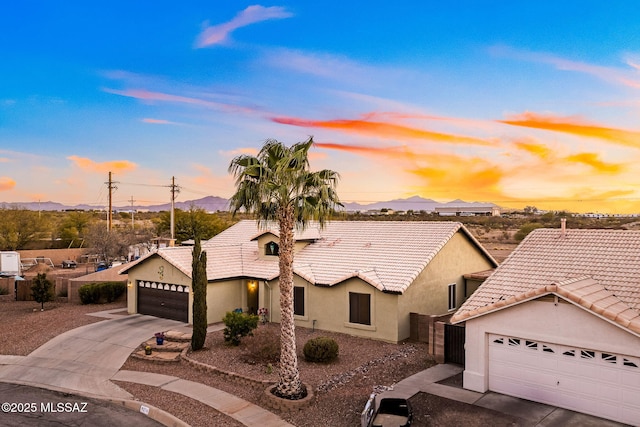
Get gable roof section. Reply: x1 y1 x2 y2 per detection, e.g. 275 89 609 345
124 220 495 294
452 228 640 331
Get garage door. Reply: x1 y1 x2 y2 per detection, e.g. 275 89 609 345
489 334 640 425
137 281 189 323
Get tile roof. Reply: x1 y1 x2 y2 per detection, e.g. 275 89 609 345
122 220 496 294
452 228 640 333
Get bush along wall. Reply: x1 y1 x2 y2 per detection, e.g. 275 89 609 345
78 282 126 304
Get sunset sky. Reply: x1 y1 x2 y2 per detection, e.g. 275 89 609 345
3 2 640 213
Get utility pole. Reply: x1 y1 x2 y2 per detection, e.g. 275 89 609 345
105 172 118 231
169 176 180 246
129 196 135 229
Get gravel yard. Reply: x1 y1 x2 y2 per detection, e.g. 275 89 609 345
0 300 127 355
121 322 433 427
1 300 524 426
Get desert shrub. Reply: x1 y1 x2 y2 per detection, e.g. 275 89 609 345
303 336 339 363
222 311 259 346
78 282 126 304
101 282 126 302
78 284 100 304
242 326 280 363
514 222 544 242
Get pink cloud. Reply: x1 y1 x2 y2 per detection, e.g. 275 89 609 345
490 45 640 89
104 88 256 114
195 5 293 48
142 118 181 125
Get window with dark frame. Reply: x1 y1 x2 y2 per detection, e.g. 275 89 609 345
265 241 279 256
294 286 305 316
349 292 371 325
448 283 456 311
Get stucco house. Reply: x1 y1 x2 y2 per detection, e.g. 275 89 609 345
121 220 496 343
451 225 640 425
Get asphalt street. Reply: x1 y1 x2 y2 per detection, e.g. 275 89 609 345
0 383 163 427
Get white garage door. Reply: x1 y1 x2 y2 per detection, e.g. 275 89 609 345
488 334 640 425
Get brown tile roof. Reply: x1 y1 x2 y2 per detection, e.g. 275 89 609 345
452 228 640 333
122 220 496 294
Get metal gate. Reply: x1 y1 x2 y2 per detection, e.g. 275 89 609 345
444 323 465 365
137 281 189 322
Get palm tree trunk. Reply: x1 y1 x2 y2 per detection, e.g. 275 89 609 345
275 205 304 398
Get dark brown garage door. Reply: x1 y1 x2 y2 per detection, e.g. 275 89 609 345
137 281 189 322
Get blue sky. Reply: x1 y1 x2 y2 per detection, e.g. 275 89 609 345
3 2 640 213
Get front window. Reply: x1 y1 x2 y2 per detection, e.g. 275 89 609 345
294 286 305 316
349 292 371 325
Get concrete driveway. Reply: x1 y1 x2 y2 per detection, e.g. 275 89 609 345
0 314 185 399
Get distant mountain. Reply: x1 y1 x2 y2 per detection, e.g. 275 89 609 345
141 196 230 212
1 195 495 213
342 196 440 212
0 196 230 213
342 196 496 212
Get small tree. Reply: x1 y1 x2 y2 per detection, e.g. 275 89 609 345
191 237 208 351
31 273 54 311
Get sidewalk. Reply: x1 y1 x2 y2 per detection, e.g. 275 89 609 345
0 312 293 427
113 370 294 427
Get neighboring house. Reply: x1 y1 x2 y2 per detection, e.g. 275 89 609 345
121 220 496 343
451 224 640 425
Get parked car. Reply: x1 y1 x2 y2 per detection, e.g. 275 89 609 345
95 262 108 272
362 395 413 427
61 260 77 269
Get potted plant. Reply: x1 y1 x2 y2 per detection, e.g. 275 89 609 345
145 345 152 355
258 307 269 324
155 332 165 345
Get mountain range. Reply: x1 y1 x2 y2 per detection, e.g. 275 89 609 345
0 195 496 213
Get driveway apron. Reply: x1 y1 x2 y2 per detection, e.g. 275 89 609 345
0 314 184 398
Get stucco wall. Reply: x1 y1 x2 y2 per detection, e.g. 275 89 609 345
207 279 244 323
265 276 400 342
398 231 495 340
463 298 640 393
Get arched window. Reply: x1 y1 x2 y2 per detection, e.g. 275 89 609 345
265 241 279 256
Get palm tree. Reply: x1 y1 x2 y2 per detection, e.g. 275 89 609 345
228 137 341 399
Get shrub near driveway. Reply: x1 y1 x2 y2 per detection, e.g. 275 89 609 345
78 282 126 304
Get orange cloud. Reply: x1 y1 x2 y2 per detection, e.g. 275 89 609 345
512 139 552 159
409 153 510 202
67 156 137 174
0 177 16 191
500 112 640 148
274 116 494 146
564 153 622 173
